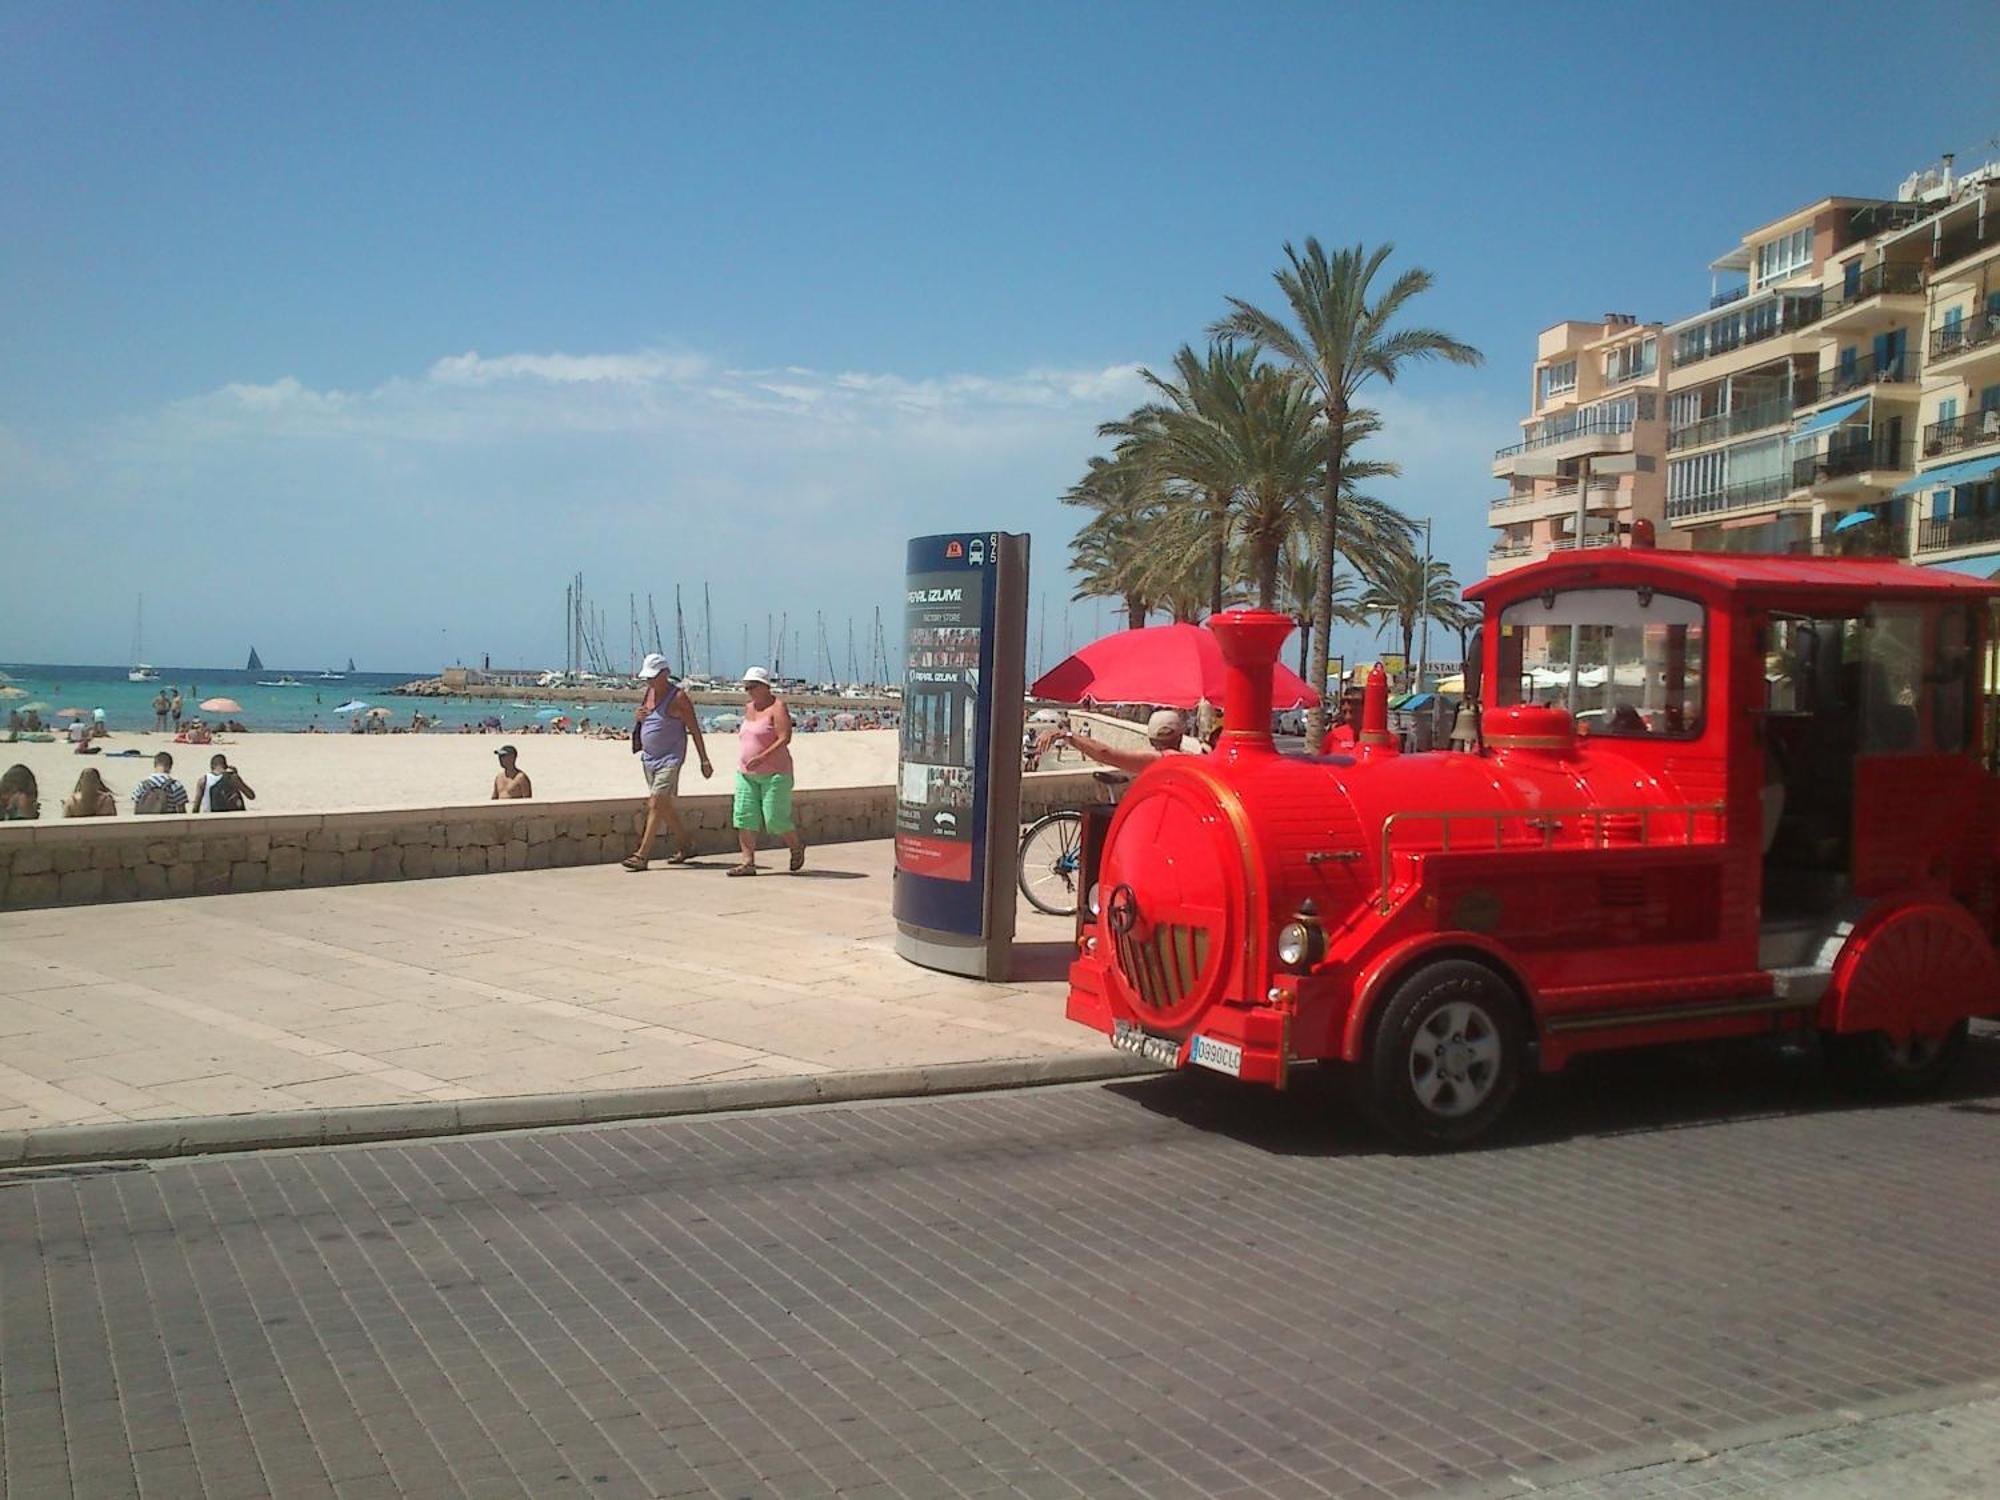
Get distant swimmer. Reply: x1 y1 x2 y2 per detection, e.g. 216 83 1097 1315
492 745 533 799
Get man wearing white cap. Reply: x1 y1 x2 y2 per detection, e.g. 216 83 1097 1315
1039 708 1189 773
622 653 713 871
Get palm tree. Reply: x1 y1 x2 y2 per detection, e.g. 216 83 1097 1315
1356 553 1472 681
1213 239 1482 738
1064 453 1165 629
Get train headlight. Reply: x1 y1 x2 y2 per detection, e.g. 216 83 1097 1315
1086 881 1102 918
1275 901 1324 971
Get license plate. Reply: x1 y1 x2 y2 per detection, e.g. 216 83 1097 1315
1188 1035 1242 1076
1110 1020 1183 1068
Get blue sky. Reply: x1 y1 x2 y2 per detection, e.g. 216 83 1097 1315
2 2 1993 674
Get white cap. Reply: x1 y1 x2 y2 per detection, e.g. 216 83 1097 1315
741 665 773 686
1145 709 1184 742
639 653 671 679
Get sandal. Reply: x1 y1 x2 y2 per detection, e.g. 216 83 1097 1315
666 846 695 865
726 863 759 878
621 854 649 873
788 843 806 873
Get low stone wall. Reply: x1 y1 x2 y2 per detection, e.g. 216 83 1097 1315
0 771 1112 911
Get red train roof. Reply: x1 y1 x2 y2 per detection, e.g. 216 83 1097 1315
1465 549 2000 604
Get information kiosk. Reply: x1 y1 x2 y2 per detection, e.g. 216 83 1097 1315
893 531 1030 980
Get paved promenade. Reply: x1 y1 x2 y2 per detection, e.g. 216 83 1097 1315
3 1044 1998 1499
0 841 1090 1139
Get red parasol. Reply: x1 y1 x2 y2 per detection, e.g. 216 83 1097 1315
1031 619 1320 710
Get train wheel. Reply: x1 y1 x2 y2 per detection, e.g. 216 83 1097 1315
1826 1019 1968 1097
1362 960 1523 1149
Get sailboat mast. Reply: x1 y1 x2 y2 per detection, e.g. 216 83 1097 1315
675 586 690 673
703 584 715 679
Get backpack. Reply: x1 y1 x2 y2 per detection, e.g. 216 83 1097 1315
201 775 244 813
133 778 170 815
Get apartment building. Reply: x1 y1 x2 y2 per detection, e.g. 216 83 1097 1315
1489 156 2000 574
1488 315 1667 574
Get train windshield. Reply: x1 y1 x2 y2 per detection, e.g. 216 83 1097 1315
1495 588 1705 738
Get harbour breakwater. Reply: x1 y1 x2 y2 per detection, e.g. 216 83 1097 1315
389 678 900 711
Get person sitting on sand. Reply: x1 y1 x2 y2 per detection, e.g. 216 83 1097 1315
68 716 99 754
491 745 533 799
64 768 117 818
131 752 189 815
1 764 39 820
193 754 254 813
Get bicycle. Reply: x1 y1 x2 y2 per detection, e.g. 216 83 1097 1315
1016 771 1126 917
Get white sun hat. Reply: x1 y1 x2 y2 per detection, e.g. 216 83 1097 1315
639 653 671 678
741 666 773 686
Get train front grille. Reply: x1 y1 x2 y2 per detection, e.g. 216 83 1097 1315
1115 922 1211 1010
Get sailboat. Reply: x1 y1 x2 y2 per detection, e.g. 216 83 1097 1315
346 657 356 673
246 646 264 673
128 596 159 682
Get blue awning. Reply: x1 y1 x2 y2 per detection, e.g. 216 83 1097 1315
1790 395 1869 441
1891 453 2000 496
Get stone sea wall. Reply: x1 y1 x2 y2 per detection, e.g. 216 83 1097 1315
0 772 1112 911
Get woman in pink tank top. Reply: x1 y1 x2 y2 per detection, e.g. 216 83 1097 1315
731 666 804 875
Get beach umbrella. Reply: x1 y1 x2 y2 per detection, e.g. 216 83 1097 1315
0 685 23 698
1030 620 1321 711
19 701 51 713
1833 510 1878 532
363 706 393 719
333 699 369 713
199 697 243 714
56 706 90 717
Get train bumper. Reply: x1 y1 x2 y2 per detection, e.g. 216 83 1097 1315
1067 960 1288 1085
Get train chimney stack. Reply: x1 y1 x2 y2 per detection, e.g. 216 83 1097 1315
1358 663 1396 748
1206 609 1295 762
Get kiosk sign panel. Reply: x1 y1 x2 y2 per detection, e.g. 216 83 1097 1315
894 531 1028 978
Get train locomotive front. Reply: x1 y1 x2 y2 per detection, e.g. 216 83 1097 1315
1064 608 1712 1141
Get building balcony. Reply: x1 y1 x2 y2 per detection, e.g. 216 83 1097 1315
1492 416 1637 475
1917 511 2000 559
1490 539 1535 559
1794 350 1920 409
1816 263 1925 338
1666 397 1793 452
1929 312 2000 378
1487 481 1622 525
1934 217 2000 275
1787 522 1911 559
1790 437 1913 496
1664 474 1798 525
1669 296 1822 371
1922 409 2000 462
1548 533 1621 552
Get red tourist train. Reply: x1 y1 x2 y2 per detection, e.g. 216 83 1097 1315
1065 537 2000 1145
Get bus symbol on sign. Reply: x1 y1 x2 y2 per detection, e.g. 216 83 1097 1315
945 540 964 559
968 538 986 565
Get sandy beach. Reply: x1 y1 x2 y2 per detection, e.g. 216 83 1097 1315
2 728 903 818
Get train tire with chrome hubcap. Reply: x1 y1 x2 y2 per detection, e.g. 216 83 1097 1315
1362 960 1523 1149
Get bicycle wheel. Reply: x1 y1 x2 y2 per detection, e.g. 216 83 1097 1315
1017 812 1084 917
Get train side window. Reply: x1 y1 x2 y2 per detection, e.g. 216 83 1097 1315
1495 588 1705 738
1928 607 1971 756
1858 606 1924 754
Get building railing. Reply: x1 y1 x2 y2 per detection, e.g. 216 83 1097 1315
1491 481 1622 511
1795 350 1916 407
1665 474 1794 521
1923 408 2000 460
1494 411 1637 461
1669 295 1823 370
1936 217 2000 272
1710 285 1750 309
1791 437 1912 489
1822 261 1924 313
1918 512 2000 554
1548 534 1620 551
1666 397 1792 451
1490 540 1535 558
1787 525 1910 559
1931 310 2000 362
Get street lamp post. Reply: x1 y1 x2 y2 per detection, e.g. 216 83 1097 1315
1415 516 1432 690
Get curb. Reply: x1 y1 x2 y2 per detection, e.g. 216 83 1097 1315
0 1052 1163 1169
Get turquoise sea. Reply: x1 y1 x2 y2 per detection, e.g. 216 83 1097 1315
0 663 716 734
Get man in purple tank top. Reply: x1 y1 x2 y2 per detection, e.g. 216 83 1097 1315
623 653 713 870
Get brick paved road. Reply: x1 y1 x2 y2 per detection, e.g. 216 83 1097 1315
4 1031 1999 1499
